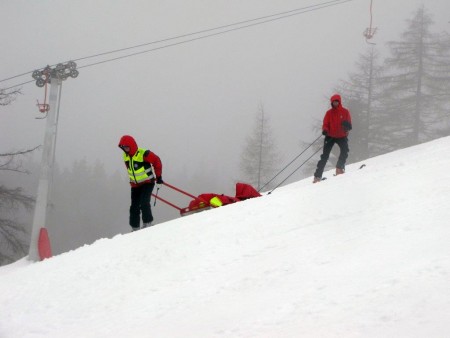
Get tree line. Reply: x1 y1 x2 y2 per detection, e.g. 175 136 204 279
242 6 450 185
339 6 450 164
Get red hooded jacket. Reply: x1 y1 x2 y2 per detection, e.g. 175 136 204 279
322 94 352 138
118 135 162 187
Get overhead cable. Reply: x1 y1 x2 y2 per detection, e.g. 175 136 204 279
1 0 354 90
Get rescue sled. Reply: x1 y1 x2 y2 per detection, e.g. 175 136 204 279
152 182 262 217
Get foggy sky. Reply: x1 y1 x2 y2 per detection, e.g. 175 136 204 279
1 0 449 194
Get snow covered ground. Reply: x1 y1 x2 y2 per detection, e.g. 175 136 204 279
1 137 450 338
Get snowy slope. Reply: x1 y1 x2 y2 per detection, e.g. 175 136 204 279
1 137 450 338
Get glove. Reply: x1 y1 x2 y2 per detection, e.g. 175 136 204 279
156 176 164 184
322 130 328 136
342 120 352 131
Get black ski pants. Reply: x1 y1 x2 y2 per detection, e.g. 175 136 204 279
129 182 154 229
314 136 349 178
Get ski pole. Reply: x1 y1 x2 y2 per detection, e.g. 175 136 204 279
258 134 322 192
153 185 160 206
268 145 324 195
150 164 159 206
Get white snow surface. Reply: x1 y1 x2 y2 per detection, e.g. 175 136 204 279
1 137 450 338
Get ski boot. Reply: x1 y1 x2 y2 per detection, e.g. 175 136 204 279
335 168 345 176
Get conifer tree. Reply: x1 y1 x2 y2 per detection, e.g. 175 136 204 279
380 6 450 147
335 47 385 160
240 104 281 190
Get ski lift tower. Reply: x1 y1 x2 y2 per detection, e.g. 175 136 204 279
28 61 79 261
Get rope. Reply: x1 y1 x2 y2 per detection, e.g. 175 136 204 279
268 145 325 194
258 134 322 192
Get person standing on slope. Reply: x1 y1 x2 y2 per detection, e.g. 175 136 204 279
313 94 352 183
118 135 163 231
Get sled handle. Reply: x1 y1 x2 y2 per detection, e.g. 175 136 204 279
162 182 198 200
151 193 182 211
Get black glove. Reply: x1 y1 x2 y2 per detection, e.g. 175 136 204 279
156 176 164 184
322 130 328 136
342 120 352 131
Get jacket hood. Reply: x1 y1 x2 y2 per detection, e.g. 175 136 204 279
118 135 138 156
330 94 342 107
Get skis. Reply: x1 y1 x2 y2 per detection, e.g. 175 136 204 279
321 164 366 181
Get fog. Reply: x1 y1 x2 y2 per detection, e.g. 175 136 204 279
1 1 449 250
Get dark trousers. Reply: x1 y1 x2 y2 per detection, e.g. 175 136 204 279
314 137 349 178
130 182 154 228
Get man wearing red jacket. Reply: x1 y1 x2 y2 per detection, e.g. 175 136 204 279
118 135 163 231
313 94 352 183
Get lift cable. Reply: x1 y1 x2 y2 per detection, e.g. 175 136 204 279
78 0 355 71
1 0 355 90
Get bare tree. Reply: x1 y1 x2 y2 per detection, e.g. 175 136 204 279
0 89 38 265
0 148 38 265
0 88 21 106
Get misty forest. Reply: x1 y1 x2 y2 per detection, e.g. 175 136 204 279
1 6 450 265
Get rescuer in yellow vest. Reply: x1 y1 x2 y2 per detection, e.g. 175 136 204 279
118 135 163 232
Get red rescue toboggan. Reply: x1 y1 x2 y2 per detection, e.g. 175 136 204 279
152 182 262 216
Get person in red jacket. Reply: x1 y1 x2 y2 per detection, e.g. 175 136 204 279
118 135 163 231
313 94 352 183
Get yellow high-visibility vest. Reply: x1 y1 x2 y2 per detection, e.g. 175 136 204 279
123 148 154 184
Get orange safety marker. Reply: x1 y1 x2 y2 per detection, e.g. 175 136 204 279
38 228 52 260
